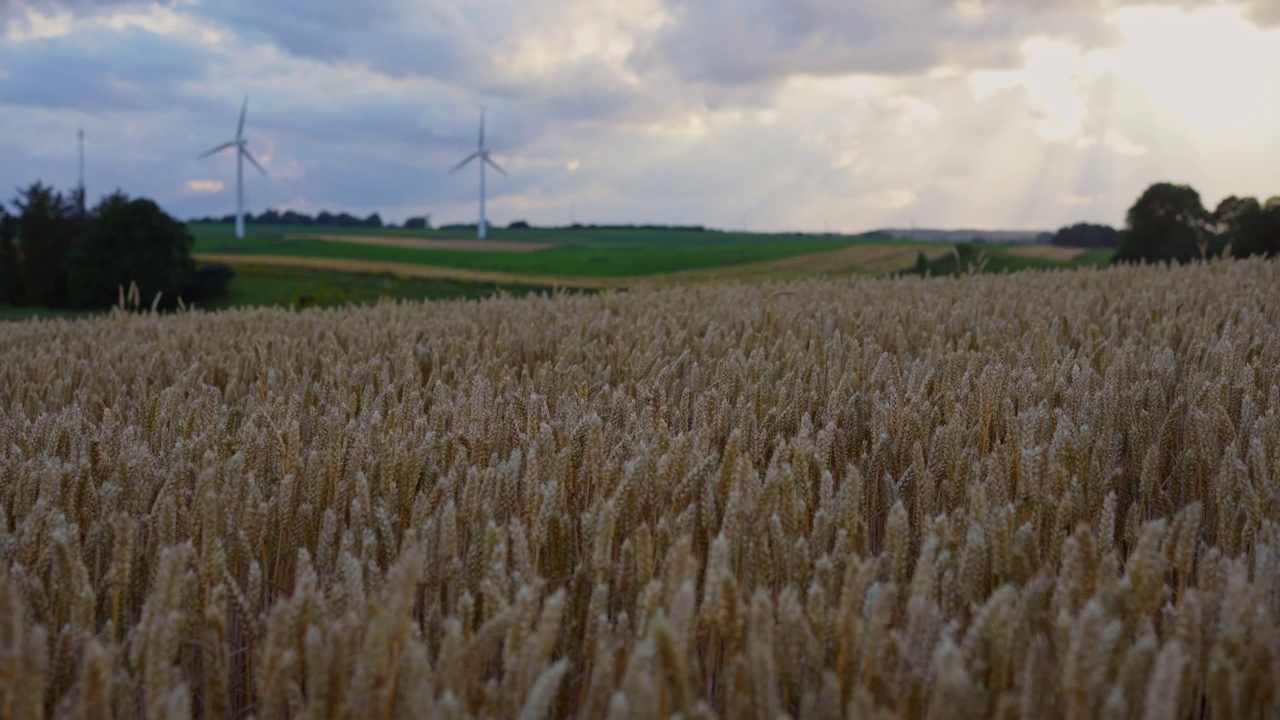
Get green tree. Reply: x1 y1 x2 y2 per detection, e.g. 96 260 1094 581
68 192 196 309
1113 183 1212 265
14 182 77 307
0 205 22 304
1212 196 1264 258
1259 197 1280 258
1050 223 1121 248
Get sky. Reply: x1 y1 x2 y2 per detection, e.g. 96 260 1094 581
1 0 1279 233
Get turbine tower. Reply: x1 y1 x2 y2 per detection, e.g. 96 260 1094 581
449 110 507 239
200 96 267 239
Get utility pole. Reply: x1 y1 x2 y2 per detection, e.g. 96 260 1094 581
77 128 86 213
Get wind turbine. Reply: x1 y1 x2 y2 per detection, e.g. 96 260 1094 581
449 110 507 239
200 96 267 239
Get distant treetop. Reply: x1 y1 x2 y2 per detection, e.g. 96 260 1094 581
1050 223 1122 248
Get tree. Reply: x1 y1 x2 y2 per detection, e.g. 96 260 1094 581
365 213 383 228
1050 223 1121 248
68 192 196 308
0 205 21 304
403 215 431 230
1113 183 1211 265
14 182 77 307
182 263 235 304
1258 197 1280 258
1212 196 1265 258
281 210 314 226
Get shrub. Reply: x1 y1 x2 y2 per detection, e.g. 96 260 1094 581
182 263 236 303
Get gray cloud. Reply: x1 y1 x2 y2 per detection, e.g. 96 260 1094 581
0 0 171 22
631 0 1104 85
1244 0 1280 26
2 0 1278 231
0 24 210 111
634 0 1275 87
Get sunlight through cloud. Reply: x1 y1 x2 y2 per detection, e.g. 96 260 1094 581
184 179 224 194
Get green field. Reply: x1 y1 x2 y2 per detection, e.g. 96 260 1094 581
191 225 881 278
1 224 1114 321
0 265 561 321
896 243 1114 277
202 264 559 310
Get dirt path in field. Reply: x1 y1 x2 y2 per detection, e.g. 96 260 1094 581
195 254 612 289
285 234 553 252
1002 245 1090 261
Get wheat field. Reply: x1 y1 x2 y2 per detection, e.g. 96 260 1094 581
1 258 1278 719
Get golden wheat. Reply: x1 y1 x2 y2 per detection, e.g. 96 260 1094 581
1 258 1279 718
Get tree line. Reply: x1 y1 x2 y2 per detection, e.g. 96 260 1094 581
1029 183 1280 264
0 182 232 311
189 209 431 230
1113 183 1280 264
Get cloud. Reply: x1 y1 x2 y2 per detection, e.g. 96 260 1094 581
634 0 1280 89
0 11 214 112
183 179 223 193
1 0 1279 234
632 0 1108 86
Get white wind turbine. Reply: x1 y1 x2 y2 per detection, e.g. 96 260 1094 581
200 96 268 239
449 110 507 239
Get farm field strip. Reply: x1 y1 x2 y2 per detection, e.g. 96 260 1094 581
194 253 612 289
285 234 554 253
192 234 868 279
1002 245 1093 261
2 259 1279 718
640 243 953 284
196 242 954 291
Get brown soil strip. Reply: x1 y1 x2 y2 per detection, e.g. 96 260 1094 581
1002 245 1089 261
637 244 953 285
195 254 610 289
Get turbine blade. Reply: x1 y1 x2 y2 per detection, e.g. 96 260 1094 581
237 95 248 139
479 109 485 148
241 147 268 176
449 151 480 174
484 154 507 177
199 141 236 158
